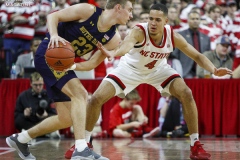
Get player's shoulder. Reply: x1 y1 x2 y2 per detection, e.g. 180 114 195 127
74 3 97 18
128 25 145 37
133 23 146 31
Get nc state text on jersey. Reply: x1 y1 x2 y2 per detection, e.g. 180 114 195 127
140 50 170 59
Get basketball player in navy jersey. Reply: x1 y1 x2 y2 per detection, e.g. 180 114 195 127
67 4 232 160
6 1 134 160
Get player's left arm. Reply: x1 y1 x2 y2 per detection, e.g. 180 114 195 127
174 31 232 76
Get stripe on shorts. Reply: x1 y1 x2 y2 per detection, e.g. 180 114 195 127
107 74 126 90
161 74 181 88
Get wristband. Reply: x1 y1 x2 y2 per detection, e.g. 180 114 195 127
69 64 76 70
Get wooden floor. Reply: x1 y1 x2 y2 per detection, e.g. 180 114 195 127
0 137 240 160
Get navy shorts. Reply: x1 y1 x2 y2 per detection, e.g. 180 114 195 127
34 38 77 102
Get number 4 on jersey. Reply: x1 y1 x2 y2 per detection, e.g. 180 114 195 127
145 60 157 69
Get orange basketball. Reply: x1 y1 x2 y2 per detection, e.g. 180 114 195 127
45 42 75 71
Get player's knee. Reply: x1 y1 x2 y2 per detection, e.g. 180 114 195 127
90 94 104 108
71 89 88 103
178 87 193 101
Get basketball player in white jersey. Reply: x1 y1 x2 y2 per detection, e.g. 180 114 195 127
70 3 232 160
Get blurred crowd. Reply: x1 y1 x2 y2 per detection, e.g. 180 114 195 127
0 0 240 79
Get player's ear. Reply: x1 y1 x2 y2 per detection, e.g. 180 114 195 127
115 4 122 12
164 17 168 25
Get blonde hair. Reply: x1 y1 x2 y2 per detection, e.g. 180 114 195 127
30 72 43 82
105 0 135 9
125 89 141 101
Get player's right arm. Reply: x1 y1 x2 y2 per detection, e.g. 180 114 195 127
47 3 95 48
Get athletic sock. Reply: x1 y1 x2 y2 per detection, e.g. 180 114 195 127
75 139 88 152
190 133 199 146
85 130 92 143
17 131 32 143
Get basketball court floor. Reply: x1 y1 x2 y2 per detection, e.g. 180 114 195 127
0 137 240 160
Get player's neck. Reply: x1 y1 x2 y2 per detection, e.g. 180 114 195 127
150 33 164 46
98 10 116 32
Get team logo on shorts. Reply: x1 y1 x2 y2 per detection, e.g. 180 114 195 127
46 59 67 80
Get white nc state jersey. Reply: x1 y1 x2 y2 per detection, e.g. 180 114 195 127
120 23 174 74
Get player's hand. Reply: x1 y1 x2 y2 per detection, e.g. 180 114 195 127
213 68 232 77
48 35 70 48
96 41 113 61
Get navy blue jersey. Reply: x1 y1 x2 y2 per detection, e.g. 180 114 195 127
46 6 116 57
35 6 117 101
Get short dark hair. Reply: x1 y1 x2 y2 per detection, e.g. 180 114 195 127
105 0 135 9
150 3 168 16
208 5 220 14
188 10 200 17
30 72 42 82
31 37 42 46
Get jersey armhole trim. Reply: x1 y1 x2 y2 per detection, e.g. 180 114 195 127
134 25 146 48
170 26 175 48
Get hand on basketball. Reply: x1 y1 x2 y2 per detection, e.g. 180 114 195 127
213 68 232 77
48 35 70 48
97 41 113 61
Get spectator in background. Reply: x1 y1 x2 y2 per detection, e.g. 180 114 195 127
220 0 240 56
14 72 59 138
51 0 69 12
139 11 149 23
127 17 140 29
0 0 39 77
199 5 223 50
133 3 143 18
15 38 42 78
179 0 196 27
167 54 183 77
170 0 182 15
172 11 211 78
108 89 153 138
199 0 216 24
35 0 52 40
141 0 154 11
197 35 233 78
143 96 188 138
167 5 184 32
216 0 227 17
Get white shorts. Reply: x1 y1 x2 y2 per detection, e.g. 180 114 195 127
104 62 181 98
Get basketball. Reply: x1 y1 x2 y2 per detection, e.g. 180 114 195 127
45 42 75 71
